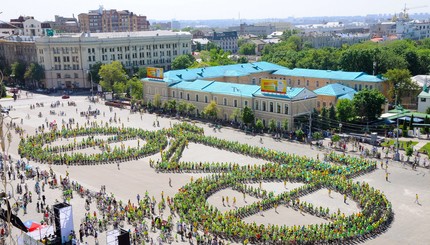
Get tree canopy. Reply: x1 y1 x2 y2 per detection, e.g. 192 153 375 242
98 61 128 92
171 54 196 70
383 68 419 103
262 38 430 76
352 89 386 122
203 101 219 119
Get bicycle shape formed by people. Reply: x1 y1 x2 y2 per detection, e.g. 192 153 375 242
19 122 392 244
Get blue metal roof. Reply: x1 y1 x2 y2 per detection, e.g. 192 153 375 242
314 83 356 97
338 92 356 100
202 82 261 98
169 80 214 91
163 61 285 81
253 87 306 99
273 68 384 83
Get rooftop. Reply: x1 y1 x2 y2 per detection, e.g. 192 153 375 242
273 68 384 83
313 83 356 97
163 61 285 82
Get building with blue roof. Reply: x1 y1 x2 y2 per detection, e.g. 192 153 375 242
143 61 388 129
143 74 317 130
270 68 386 95
313 83 357 110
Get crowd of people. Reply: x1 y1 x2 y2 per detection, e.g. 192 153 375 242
10 104 395 244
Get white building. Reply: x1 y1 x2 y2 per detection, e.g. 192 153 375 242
35 31 192 89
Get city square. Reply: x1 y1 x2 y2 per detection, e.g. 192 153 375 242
1 91 429 244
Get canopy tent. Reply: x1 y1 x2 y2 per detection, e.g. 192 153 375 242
397 116 424 123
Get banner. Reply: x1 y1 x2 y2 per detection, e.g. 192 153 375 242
261 79 286 94
147 67 164 79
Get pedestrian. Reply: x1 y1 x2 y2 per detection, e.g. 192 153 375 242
343 194 347 204
169 178 172 187
415 194 419 204
385 172 389 182
42 195 46 205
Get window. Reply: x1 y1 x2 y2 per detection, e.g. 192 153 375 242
284 104 289 114
172 91 176 98
255 101 259 110
277 103 281 113
252 78 256 85
359 84 362 90
244 100 248 107
262 101 266 111
180 92 183 99
269 102 274 112
317 101 320 108
214 97 218 103
370 85 373 90
306 80 309 86
298 80 301 86
421 98 426 102
316 81 319 87
323 102 326 107
187 93 190 101
205 96 208 103
234 100 238 107
195 94 199 102
56 73 61 79
224 98 227 106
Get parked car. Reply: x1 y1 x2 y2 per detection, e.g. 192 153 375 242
61 94 70 99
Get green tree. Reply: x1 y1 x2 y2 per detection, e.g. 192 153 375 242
295 129 304 140
153 94 162 108
87 62 103 83
352 89 386 121
112 82 126 95
126 77 144 100
237 56 248 64
331 134 341 143
10 61 26 86
186 103 196 116
99 61 127 92
242 106 255 126
384 68 419 103
255 119 264 133
171 54 196 70
167 100 177 113
328 104 336 128
409 114 414 131
282 118 289 132
203 101 219 120
426 107 430 115
238 43 256 55
320 107 328 130
177 101 188 115
24 62 44 88
268 119 277 133
336 99 355 122
0 83 6 98
134 67 147 79
230 108 242 122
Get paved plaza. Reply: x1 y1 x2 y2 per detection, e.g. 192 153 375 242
1 91 429 244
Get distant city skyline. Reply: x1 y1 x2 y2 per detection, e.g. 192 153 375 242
1 0 430 23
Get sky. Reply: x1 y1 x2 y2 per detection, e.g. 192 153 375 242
1 0 429 22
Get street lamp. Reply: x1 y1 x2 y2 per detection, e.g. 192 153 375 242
339 123 342 135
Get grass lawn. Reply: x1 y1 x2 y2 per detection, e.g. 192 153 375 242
381 139 418 151
419 143 430 154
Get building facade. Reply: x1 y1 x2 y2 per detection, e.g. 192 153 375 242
208 31 238 53
142 78 317 130
270 68 386 94
35 31 192 89
0 36 38 67
78 8 149 33
143 62 321 130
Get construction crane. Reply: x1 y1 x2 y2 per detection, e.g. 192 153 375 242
401 4 428 19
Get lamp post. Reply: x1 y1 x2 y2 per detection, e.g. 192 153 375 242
339 123 342 135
